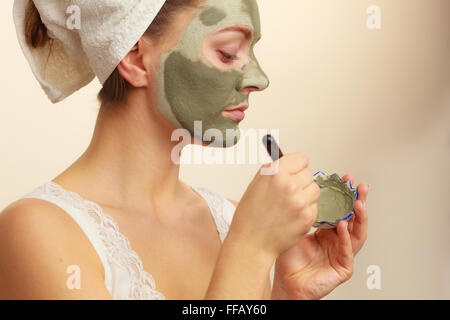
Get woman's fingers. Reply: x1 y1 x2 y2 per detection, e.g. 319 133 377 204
350 198 368 254
340 179 369 255
341 174 354 186
347 215 355 233
357 183 369 204
336 221 354 274
332 176 369 255
294 167 315 190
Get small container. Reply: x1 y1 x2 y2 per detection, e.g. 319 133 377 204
313 171 358 229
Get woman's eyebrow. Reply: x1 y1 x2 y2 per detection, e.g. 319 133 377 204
216 25 253 39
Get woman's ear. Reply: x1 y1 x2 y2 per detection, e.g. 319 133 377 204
117 38 150 88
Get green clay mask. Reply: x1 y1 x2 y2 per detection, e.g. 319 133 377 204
156 0 269 147
315 174 357 227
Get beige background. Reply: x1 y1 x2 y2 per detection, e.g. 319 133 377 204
1 0 449 299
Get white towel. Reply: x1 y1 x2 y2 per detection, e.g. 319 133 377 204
13 0 167 103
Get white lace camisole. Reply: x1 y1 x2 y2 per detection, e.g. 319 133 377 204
20 181 237 300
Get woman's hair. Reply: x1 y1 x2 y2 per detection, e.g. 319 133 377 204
24 0 199 106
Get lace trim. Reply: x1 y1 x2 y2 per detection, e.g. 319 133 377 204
191 186 230 243
43 182 165 300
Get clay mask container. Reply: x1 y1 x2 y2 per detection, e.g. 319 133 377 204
313 171 358 229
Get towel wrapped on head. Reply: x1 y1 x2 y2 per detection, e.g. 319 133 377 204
13 0 167 103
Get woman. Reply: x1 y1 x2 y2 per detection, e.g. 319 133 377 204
0 0 369 299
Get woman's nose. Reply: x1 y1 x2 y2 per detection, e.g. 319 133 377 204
236 60 270 93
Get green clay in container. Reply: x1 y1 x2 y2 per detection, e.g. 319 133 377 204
314 173 357 229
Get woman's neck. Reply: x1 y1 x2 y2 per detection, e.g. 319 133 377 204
53 91 189 214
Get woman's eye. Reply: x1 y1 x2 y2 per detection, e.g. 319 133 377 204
218 51 238 63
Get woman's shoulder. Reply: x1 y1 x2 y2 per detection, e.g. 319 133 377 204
0 197 104 268
0 198 109 298
0 197 76 235
0 195 99 236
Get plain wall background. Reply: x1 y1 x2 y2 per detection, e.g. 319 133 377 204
1 0 449 299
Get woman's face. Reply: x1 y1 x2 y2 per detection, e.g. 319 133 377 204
155 0 269 147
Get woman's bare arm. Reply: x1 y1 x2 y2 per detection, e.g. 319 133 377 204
204 232 274 300
0 199 112 299
204 198 273 300
227 198 273 300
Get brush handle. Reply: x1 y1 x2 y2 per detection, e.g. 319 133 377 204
262 134 284 161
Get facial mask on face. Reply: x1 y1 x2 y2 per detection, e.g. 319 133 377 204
156 0 269 147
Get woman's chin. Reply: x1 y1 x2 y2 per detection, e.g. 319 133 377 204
190 129 241 148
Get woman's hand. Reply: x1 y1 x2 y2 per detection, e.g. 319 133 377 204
271 175 369 300
207 153 320 299
228 152 320 263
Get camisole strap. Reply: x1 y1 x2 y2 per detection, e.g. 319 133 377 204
191 186 236 243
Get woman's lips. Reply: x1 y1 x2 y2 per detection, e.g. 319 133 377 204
222 105 249 121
